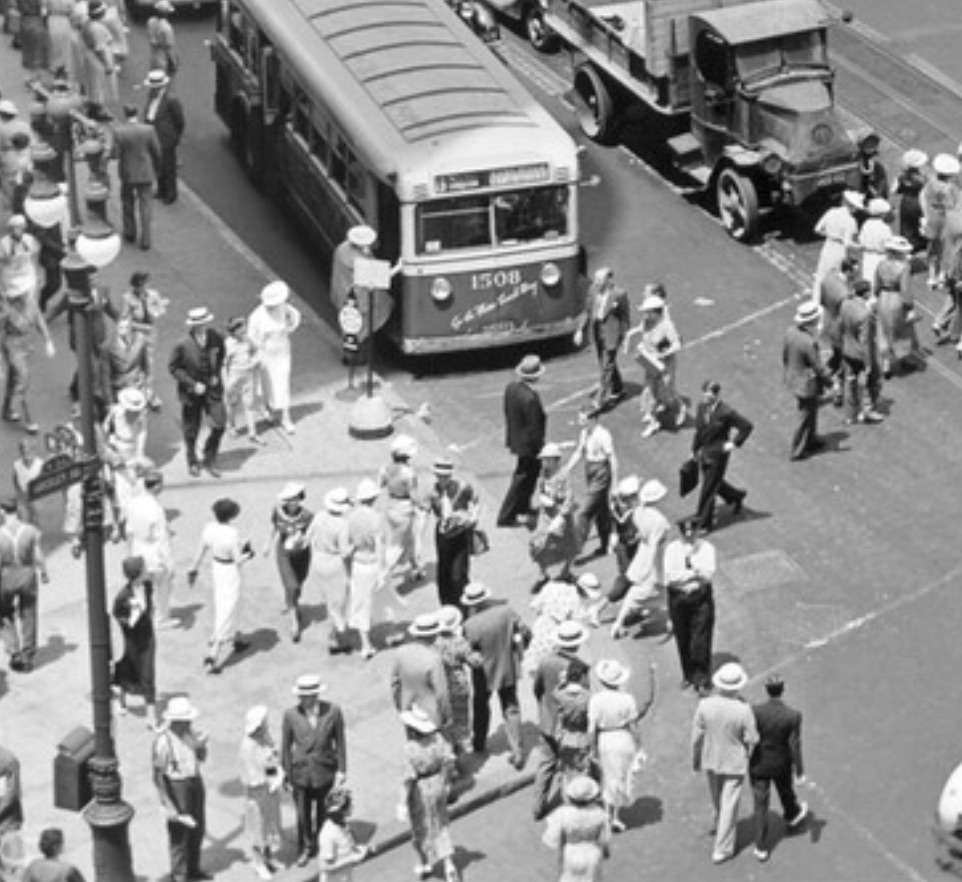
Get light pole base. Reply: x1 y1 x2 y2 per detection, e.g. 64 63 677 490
348 394 394 439
83 756 135 882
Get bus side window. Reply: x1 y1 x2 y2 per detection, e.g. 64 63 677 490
312 115 330 168
292 90 311 142
262 46 280 122
346 157 366 212
330 134 350 190
227 7 244 53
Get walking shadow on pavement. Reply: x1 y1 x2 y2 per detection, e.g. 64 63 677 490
620 794 664 831
32 633 78 671
170 601 203 631
220 626 279 671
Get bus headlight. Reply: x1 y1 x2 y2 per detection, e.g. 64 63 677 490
762 153 783 177
431 278 453 302
541 263 561 287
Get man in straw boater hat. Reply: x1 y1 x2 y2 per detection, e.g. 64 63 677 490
143 68 185 204
168 306 227 478
427 457 479 609
532 619 589 820
783 299 832 461
390 611 451 731
497 353 547 528
691 662 759 865
281 674 347 867
839 279 884 426
152 694 211 882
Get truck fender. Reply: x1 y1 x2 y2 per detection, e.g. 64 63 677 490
721 146 762 170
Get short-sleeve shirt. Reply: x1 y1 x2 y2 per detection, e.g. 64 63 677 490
153 728 204 780
589 689 638 733
0 522 40 592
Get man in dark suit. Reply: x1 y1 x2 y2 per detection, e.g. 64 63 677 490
143 69 185 204
690 380 752 532
112 104 161 250
281 674 347 867
839 280 884 425
462 582 526 769
783 300 832 461
497 353 546 527
168 307 226 478
749 675 808 862
579 267 630 408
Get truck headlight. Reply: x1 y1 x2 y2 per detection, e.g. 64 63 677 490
762 154 783 177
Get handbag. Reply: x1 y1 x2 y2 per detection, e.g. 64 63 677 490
469 527 489 556
679 458 699 498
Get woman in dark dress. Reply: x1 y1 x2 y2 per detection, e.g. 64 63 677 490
891 148 928 253
111 555 157 730
265 482 312 642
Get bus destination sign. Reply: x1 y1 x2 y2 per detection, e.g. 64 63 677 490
435 163 550 194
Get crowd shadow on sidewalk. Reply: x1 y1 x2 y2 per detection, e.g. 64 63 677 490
33 633 79 671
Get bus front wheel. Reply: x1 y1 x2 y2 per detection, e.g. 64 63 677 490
716 168 759 242
573 66 617 144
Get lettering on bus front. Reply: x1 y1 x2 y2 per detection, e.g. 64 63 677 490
451 273 539 332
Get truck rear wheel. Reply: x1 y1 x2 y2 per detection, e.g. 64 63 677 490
524 4 557 52
716 168 759 242
573 65 617 144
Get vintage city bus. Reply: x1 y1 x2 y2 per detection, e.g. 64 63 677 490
211 0 585 354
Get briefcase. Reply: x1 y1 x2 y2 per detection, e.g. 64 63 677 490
679 458 699 498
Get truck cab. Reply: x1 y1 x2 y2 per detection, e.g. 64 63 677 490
686 0 859 239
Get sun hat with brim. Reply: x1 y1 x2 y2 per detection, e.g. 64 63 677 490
164 695 199 722
391 434 418 459
565 775 601 805
408 612 442 639
347 225 377 249
516 354 545 381
0 100 17 117
902 148 928 170
355 478 379 502
884 236 913 255
640 294 666 312
616 475 640 498
154 0 174 13
596 659 630 688
461 582 491 607
432 458 454 476
278 481 306 502
7 214 26 229
712 661 748 692
934 154 962 177
553 619 589 650
118 387 147 413
866 198 891 217
400 705 437 734
186 307 214 326
639 479 667 504
324 487 351 514
244 705 268 735
538 442 562 460
260 280 290 308
437 605 463 633
575 572 601 600
842 190 864 210
292 673 326 697
144 69 170 89
794 301 823 325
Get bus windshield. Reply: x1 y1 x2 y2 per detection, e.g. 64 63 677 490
417 185 570 254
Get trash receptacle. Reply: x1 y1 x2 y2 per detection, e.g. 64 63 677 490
53 726 95 811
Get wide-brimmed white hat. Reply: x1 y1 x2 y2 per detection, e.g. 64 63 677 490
842 190 864 210
538 442 562 460
884 235 913 255
640 294 666 313
437 605 463 634
461 582 491 606
616 475 640 498
118 387 146 412
565 775 600 805
244 705 268 735
639 479 667 504
261 280 290 307
399 704 437 734
516 354 545 381
712 662 748 692
0 100 17 117
866 198 891 217
794 300 822 325
186 306 214 326
391 434 418 459
596 659 630 688
324 487 351 514
347 225 377 249
408 612 441 639
144 69 170 89
575 572 601 600
553 619 589 650
933 153 961 177
432 458 454 476
164 695 198 722
902 148 928 170
355 478 379 502
292 673 326 697
278 481 306 502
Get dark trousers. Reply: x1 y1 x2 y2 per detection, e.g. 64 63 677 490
593 334 623 403
166 776 205 882
576 477 612 553
0 580 38 662
157 144 179 202
532 733 559 821
435 529 470 608
606 540 639 603
790 395 820 460
181 396 226 467
751 773 802 849
39 248 62 311
842 355 881 421
667 584 714 690
471 669 522 759
292 781 333 855
498 454 540 524
694 453 743 530
121 180 153 248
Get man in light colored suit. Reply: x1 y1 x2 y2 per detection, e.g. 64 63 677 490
390 612 450 729
112 104 161 250
578 267 630 408
691 662 759 865
782 300 832 461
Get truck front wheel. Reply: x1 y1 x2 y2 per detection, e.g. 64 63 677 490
573 66 617 144
716 168 760 242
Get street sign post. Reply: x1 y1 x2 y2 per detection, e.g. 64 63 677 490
28 453 99 500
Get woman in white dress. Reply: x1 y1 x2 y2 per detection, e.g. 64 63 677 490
379 434 425 587
247 280 301 434
345 478 385 659
814 189 862 289
858 198 893 283
239 705 283 881
188 497 253 673
103 386 149 538
46 0 76 77
309 486 353 654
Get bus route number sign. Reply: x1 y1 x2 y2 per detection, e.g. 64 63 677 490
339 303 363 353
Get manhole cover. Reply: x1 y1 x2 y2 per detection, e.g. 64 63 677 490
720 549 805 593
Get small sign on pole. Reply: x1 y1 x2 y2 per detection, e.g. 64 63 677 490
28 453 98 501
353 257 391 291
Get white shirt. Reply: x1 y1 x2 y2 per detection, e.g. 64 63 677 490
126 490 172 571
663 537 716 588
582 424 613 462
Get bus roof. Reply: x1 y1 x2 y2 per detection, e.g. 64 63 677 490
249 0 578 194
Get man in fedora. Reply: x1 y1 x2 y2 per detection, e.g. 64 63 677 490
427 457 479 608
611 479 670 640
532 619 589 820
152 695 210 882
783 300 832 461
281 674 347 867
749 675 808 862
578 266 630 408
663 518 716 693
390 611 450 729
111 103 162 251
497 354 547 528
168 307 226 478
462 582 527 768
839 279 884 426
691 662 759 865
143 68 184 204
